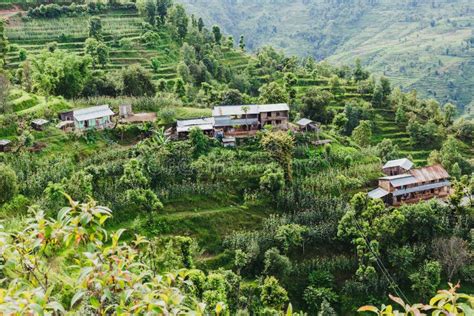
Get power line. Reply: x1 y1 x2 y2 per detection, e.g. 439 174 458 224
353 220 411 305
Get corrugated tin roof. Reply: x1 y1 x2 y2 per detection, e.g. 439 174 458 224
381 174 413 180
393 180 451 196
74 105 114 122
389 175 418 187
409 164 450 183
214 117 259 127
0 139 11 146
296 118 313 126
32 119 49 125
176 117 214 127
176 117 215 133
212 103 289 116
383 158 414 170
368 188 389 199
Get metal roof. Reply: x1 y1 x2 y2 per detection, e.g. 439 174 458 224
409 164 450 183
176 117 215 133
32 119 49 125
214 117 259 127
383 158 414 170
296 118 313 126
380 174 413 180
389 175 418 187
393 180 451 196
212 103 289 117
0 139 11 146
74 105 114 122
368 187 389 199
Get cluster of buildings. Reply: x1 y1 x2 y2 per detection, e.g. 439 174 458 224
175 103 290 142
368 158 451 206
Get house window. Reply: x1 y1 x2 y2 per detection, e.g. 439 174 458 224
84 120 89 128
275 112 280 117
276 120 281 125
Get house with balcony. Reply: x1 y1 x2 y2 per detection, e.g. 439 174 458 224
212 103 289 137
368 162 451 206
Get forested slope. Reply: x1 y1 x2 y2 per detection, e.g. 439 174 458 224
177 0 474 114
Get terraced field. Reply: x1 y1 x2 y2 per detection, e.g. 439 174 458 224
4 10 182 84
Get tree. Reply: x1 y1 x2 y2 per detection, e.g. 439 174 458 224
260 131 294 181
0 72 9 113
329 75 345 95
220 89 243 105
151 57 160 73
0 18 9 67
301 88 333 123
89 16 103 40
239 35 245 50
443 103 456 126
156 0 172 25
303 286 338 314
353 58 369 81
259 165 285 196
275 224 307 252
409 261 441 300
198 17 204 32
212 25 222 44
0 164 18 204
433 237 471 281
30 50 92 99
259 82 289 104
352 120 372 147
85 38 109 68
174 78 186 98
374 139 401 162
260 276 289 311
145 0 156 26
169 5 189 41
120 64 156 97
189 127 210 158
63 171 93 202
263 248 291 279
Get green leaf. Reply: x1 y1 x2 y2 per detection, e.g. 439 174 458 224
70 291 85 308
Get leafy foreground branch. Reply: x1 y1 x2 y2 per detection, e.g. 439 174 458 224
0 197 294 315
359 283 473 316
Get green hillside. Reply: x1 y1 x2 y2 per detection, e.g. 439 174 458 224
0 1 473 314
177 0 474 114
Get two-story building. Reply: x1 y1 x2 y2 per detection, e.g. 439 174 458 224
212 103 289 137
369 160 451 205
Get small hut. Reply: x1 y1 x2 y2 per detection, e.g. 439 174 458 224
119 104 133 118
31 119 50 131
296 118 319 132
0 139 11 152
59 110 74 121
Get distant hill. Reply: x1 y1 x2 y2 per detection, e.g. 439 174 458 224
177 0 474 114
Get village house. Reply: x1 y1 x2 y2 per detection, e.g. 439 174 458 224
382 158 414 176
31 118 49 131
0 139 11 152
176 117 215 139
295 118 319 132
368 159 451 206
212 103 289 137
73 105 115 131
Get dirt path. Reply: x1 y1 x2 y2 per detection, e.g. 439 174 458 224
0 5 22 21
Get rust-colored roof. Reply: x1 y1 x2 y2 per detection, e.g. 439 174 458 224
409 164 449 183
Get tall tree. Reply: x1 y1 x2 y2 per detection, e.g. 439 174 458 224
169 5 189 41
120 64 156 97
0 164 18 204
301 88 333 123
156 0 172 25
212 25 222 44
145 0 157 26
239 35 245 50
89 17 103 40
198 17 204 32
0 18 8 67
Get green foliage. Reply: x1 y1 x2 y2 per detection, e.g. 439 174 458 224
0 163 18 204
120 64 156 97
301 88 333 123
189 127 210 158
259 82 288 104
260 276 289 311
260 131 294 181
409 261 441 300
352 120 372 147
